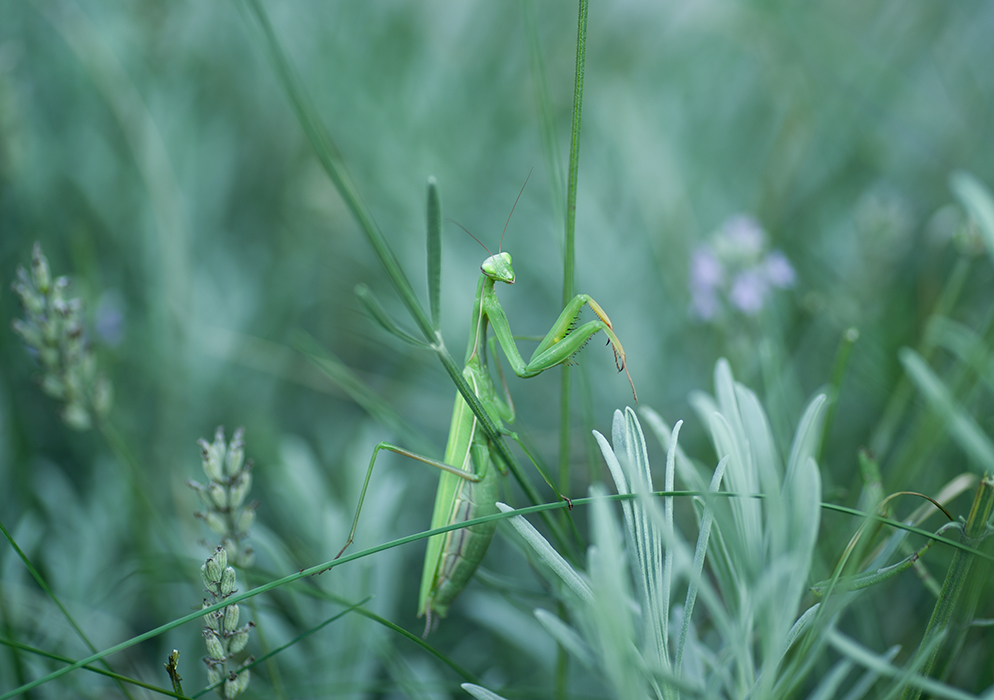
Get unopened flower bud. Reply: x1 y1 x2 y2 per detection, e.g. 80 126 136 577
208 482 228 510
204 548 225 584
12 319 42 348
225 429 245 476
62 403 91 431
13 278 44 316
31 243 51 292
234 506 255 535
205 612 221 632
234 668 250 694
200 438 224 482
228 629 249 655
223 604 240 633
229 473 251 509
206 663 223 688
187 479 206 499
212 426 227 465
220 566 237 596
92 377 112 416
204 629 225 661
200 511 228 536
214 547 228 572
52 295 69 317
39 346 60 371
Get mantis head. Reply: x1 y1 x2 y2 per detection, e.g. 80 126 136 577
481 252 515 285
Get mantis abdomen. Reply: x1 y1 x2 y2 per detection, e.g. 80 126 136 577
426 451 499 618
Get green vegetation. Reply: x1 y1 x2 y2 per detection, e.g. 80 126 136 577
1 1 993 698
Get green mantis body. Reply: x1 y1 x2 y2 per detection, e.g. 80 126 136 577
337 245 634 634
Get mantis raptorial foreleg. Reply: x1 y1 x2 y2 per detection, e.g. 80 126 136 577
483 288 636 400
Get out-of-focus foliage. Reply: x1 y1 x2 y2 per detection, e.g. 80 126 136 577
2 0 993 697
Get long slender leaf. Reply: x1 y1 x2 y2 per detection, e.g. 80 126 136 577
557 0 591 497
0 518 135 700
675 456 728 676
950 171 994 269
426 176 442 331
495 502 592 603
899 348 994 472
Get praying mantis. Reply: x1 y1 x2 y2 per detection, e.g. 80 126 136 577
333 177 636 635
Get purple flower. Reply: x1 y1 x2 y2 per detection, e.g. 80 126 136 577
689 246 724 320
720 215 765 257
763 250 796 288
95 292 125 346
690 246 724 289
690 286 721 320
688 214 797 321
729 269 769 315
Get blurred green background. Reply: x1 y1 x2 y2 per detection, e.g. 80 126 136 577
2 0 993 696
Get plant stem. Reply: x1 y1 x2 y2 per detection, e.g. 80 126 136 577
558 0 589 497
900 475 994 700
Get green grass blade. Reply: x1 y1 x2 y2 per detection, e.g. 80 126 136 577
495 502 592 603
533 609 594 668
524 0 566 230
461 684 510 700
926 316 994 394
0 637 187 699
191 601 370 699
640 407 709 492
675 456 728 676
426 177 442 331
869 257 972 460
829 629 975 700
806 657 854 700
950 171 994 268
354 284 429 347
899 348 994 473
900 476 994 700
557 0 591 498
819 327 859 463
615 408 670 670
0 518 136 700
293 332 434 454
2 501 569 699
839 645 902 700
810 537 937 596
563 0 588 303
240 0 432 341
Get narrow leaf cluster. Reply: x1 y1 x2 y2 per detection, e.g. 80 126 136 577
11 242 111 430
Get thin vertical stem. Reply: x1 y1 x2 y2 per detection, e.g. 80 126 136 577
900 476 994 700
558 0 589 495
818 327 859 465
555 4 589 698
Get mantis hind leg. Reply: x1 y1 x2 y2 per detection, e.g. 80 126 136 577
330 442 483 565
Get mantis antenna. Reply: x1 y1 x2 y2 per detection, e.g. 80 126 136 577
447 168 534 254
499 168 533 253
